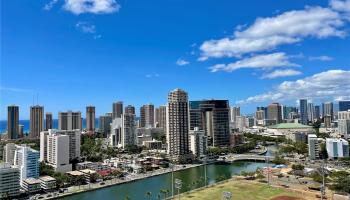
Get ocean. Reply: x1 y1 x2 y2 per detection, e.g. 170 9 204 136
0 119 99 134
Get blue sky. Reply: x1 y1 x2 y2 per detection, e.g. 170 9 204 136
1 0 350 120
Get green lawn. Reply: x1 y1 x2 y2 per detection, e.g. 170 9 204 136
173 180 301 200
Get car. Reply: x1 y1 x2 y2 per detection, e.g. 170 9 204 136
100 182 106 185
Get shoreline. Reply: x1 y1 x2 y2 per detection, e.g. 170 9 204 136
47 163 211 200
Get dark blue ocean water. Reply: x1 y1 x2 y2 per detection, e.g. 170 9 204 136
0 119 99 134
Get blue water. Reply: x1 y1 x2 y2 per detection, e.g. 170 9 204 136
0 119 99 134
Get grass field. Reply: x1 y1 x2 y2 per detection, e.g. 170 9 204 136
172 180 304 200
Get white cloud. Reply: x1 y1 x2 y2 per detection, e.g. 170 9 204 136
236 70 350 104
200 6 345 59
145 73 160 78
260 69 302 79
76 21 96 33
0 86 34 93
64 0 120 15
93 34 102 39
44 0 59 10
309 55 334 61
330 0 350 12
176 58 190 66
210 52 299 72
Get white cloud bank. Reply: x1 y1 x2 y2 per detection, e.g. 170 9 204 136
176 59 190 66
210 52 299 72
64 0 121 14
260 69 302 79
199 6 345 60
236 70 350 104
76 21 96 33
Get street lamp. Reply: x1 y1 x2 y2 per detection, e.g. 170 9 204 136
174 178 182 200
170 163 175 198
222 191 232 200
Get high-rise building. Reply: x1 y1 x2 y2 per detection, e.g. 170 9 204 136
155 105 167 132
267 103 282 124
339 100 350 112
18 124 24 137
30 105 44 138
255 110 265 120
40 129 81 163
4 143 17 165
314 106 320 120
0 163 20 199
235 116 246 132
45 112 53 131
124 105 135 115
230 106 240 123
86 106 95 133
99 114 113 136
257 107 268 119
189 100 230 147
338 110 350 138
324 115 332 128
112 101 123 119
283 106 298 120
189 127 207 160
299 99 308 125
308 134 320 160
47 133 72 172
307 103 315 122
7 105 19 139
322 102 334 119
140 104 155 128
110 114 136 149
14 145 40 184
58 111 82 130
326 138 349 158
166 89 190 162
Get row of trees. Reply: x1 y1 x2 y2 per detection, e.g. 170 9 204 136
207 141 257 155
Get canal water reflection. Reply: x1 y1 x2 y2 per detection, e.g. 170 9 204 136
63 161 271 200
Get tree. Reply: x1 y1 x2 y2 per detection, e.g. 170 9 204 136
145 191 152 200
292 164 305 171
319 143 328 160
90 173 100 183
329 171 350 193
160 189 168 199
272 154 287 165
40 162 54 176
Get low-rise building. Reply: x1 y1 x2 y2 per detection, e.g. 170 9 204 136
76 161 111 171
79 169 97 183
22 178 41 193
39 176 56 190
229 133 244 147
143 139 162 149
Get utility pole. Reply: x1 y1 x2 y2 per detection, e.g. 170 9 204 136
204 157 207 187
320 160 325 200
171 163 174 198
266 156 270 186
175 179 182 200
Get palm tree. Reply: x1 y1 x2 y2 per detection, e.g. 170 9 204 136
145 191 152 200
124 195 131 200
160 189 167 199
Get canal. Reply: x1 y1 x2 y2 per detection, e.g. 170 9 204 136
62 161 271 200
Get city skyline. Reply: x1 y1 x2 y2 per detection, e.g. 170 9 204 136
2 0 350 120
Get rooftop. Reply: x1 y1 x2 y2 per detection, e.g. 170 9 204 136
66 171 84 176
24 178 41 184
39 176 56 182
269 123 313 129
